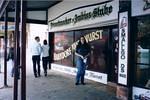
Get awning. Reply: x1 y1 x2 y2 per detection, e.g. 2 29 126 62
0 0 10 18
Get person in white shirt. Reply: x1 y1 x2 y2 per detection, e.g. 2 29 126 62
41 40 50 76
31 36 41 78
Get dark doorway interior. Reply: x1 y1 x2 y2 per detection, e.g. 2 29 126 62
48 32 54 69
108 28 118 83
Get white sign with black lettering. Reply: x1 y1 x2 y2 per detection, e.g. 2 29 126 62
51 63 107 84
132 0 150 16
132 87 150 100
118 12 128 85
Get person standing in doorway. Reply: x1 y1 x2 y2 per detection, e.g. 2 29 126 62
75 36 91 85
7 43 20 79
31 36 41 78
7 43 15 77
41 40 50 76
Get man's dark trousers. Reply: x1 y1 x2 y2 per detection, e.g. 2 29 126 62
32 55 41 77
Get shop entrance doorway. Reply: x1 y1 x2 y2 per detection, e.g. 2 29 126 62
108 28 118 83
48 32 54 69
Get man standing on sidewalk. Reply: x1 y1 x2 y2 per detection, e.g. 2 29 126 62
31 36 42 78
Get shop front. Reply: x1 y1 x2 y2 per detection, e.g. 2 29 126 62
132 0 150 99
48 0 119 85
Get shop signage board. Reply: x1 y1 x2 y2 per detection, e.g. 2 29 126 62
0 24 15 37
132 0 150 16
0 24 15 31
51 63 107 84
118 11 128 86
48 0 119 32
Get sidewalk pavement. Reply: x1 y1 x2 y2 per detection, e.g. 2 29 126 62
0 49 118 100
0 69 118 100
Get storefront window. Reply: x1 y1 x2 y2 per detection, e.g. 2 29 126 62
135 16 150 89
53 27 110 74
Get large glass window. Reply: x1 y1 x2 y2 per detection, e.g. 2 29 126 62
53 28 110 74
135 16 150 89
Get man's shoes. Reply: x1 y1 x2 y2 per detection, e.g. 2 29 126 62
75 83 79 85
11 74 14 77
17 76 20 80
44 73 47 77
34 74 37 78
38 74 41 77
81 82 86 85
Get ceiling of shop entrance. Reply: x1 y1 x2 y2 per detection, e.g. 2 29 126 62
26 0 61 10
0 0 62 24
1 0 62 13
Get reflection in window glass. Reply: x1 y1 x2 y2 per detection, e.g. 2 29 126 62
135 16 150 89
137 45 150 65
54 31 74 67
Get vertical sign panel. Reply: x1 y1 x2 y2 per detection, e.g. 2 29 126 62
118 12 128 85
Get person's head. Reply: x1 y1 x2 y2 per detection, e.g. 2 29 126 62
80 36 86 44
43 40 47 45
35 36 40 42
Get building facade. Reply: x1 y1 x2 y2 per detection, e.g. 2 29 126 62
131 0 150 99
48 0 150 99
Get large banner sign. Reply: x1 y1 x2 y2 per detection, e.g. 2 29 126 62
54 30 103 61
118 12 128 85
